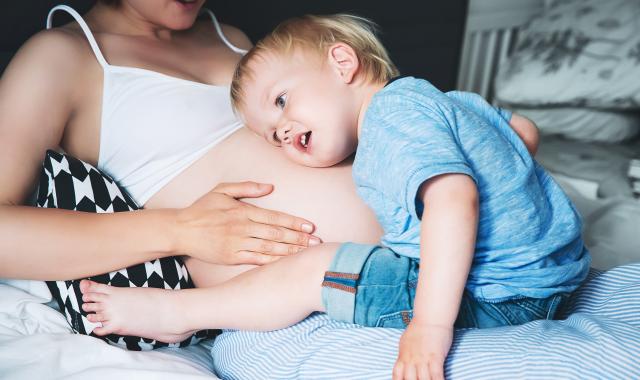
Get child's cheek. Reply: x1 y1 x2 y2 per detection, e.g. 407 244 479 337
283 145 303 164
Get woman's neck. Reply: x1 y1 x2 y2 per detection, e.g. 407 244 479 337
86 2 178 41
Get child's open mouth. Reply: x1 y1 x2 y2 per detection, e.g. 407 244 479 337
300 131 311 148
295 131 312 153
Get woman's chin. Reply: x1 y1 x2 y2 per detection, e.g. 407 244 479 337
165 18 198 30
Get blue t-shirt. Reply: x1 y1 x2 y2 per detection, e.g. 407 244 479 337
353 77 590 301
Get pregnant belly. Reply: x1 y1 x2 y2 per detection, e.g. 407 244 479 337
146 127 383 245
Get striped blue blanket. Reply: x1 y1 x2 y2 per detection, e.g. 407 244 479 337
212 263 640 379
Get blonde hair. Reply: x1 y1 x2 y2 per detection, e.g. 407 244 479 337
230 14 399 112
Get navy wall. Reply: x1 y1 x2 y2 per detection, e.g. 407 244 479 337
0 1 467 91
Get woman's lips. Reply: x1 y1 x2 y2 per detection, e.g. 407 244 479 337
174 0 198 10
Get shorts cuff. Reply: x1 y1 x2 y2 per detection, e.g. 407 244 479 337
321 243 377 323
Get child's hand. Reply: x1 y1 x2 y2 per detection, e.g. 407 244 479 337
393 322 453 380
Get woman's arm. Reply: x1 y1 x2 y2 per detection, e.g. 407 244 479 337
0 30 174 280
0 30 317 280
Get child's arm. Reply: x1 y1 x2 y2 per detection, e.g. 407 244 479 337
446 91 539 156
509 113 539 156
393 173 478 380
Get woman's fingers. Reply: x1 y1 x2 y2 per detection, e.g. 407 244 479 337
247 221 321 248
178 181 321 265
248 206 316 235
213 181 274 199
244 237 307 256
211 181 320 245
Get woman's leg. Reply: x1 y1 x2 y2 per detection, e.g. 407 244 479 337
80 243 340 342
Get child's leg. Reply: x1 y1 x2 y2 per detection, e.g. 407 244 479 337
80 243 341 342
322 243 420 328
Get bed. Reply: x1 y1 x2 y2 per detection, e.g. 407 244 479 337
2 1 640 379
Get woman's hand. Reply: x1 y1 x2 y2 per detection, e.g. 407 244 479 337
393 323 453 380
174 181 321 265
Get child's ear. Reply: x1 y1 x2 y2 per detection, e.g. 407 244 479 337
327 43 359 84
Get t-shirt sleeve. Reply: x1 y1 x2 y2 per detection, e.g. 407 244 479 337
446 91 512 124
366 101 476 219
496 106 513 123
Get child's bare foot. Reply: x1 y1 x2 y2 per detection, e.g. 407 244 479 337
79 280 197 343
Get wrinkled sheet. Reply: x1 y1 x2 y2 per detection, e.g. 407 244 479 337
0 283 219 380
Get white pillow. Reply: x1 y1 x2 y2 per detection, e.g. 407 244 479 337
512 107 640 142
495 0 640 109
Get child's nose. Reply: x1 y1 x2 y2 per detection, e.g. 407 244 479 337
278 125 293 143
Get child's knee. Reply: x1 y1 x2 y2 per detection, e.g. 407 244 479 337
297 242 341 269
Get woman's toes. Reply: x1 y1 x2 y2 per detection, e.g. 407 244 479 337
83 292 107 303
82 302 102 312
87 312 106 323
79 279 93 293
80 280 111 294
90 282 111 294
92 325 113 336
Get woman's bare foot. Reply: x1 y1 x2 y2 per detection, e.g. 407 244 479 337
79 280 197 343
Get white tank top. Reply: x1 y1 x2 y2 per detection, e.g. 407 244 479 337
46 5 246 206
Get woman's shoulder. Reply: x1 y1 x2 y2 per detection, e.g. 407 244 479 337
12 26 96 75
219 23 253 50
192 19 253 51
0 26 99 124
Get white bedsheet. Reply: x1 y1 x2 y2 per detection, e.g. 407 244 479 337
0 283 219 380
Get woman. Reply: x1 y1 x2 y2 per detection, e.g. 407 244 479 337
0 0 386 353
0 0 382 284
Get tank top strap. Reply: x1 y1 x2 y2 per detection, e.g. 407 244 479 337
46 5 109 68
200 8 248 55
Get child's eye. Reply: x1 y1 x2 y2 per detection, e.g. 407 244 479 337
275 93 287 109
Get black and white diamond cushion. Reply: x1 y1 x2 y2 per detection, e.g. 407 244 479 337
37 150 218 351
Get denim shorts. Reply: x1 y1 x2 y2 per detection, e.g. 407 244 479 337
321 243 569 329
